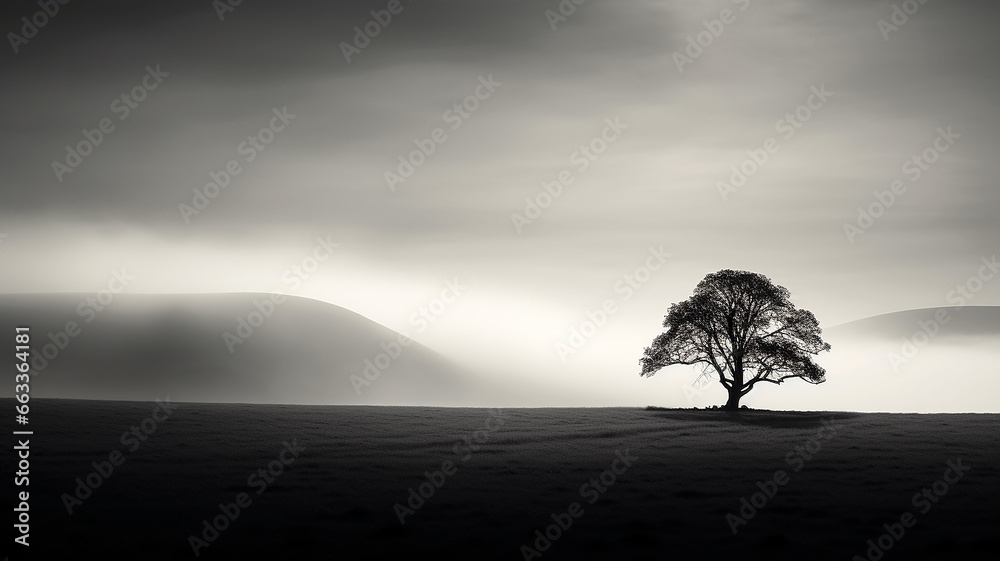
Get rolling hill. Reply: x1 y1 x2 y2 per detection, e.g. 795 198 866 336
825 305 1000 341
0 292 498 405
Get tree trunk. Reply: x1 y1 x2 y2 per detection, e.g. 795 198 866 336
725 358 744 411
723 386 741 411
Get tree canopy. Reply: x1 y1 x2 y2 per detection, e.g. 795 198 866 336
640 269 831 410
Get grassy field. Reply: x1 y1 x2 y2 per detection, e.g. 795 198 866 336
5 399 998 560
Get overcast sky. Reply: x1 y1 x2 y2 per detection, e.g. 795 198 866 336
2 0 998 407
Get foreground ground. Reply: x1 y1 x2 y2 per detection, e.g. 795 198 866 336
3 399 998 560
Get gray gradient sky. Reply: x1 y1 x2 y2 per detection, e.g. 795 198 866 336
2 0 998 407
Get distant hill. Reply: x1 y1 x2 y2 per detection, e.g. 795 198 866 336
826 305 1000 341
781 305 1000 413
0 293 493 405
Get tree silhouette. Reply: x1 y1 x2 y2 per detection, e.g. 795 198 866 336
640 269 830 411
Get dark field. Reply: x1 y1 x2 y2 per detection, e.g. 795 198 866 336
4 399 998 560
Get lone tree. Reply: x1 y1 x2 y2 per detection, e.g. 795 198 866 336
639 269 830 411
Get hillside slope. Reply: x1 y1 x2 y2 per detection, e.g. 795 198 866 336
0 293 492 405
